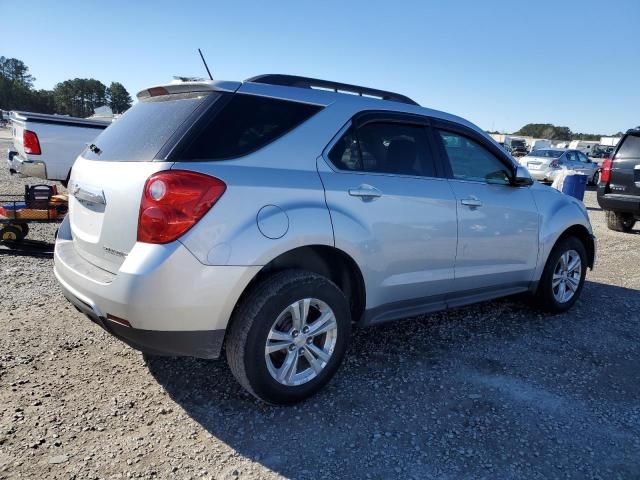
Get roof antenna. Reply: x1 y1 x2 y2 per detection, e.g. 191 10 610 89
198 48 213 80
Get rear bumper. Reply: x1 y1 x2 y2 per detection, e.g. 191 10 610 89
53 216 261 359
57 275 226 358
597 189 640 214
7 151 47 179
529 169 559 183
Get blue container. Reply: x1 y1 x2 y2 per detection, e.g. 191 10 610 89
562 174 588 201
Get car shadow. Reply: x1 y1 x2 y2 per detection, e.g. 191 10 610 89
145 280 640 479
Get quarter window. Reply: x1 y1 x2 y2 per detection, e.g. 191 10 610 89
328 122 436 177
437 130 511 184
181 94 322 160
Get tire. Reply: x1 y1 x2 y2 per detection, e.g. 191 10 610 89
226 270 351 405
536 236 587 313
605 210 636 232
591 170 600 186
0 226 25 242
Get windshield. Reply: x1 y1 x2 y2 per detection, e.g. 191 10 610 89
528 150 563 158
511 140 526 148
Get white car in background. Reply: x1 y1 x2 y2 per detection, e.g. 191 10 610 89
521 149 600 185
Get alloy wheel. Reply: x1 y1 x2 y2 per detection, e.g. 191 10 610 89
552 249 582 303
265 298 338 386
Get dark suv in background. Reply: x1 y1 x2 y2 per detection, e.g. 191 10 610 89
597 129 640 232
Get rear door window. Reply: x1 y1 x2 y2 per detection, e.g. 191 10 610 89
616 135 640 159
84 92 214 161
566 151 579 163
328 122 437 177
180 94 322 160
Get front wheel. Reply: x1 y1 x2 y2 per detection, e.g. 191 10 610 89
536 236 587 312
226 270 351 404
605 210 636 232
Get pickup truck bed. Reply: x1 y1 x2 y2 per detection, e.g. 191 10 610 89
7 111 110 184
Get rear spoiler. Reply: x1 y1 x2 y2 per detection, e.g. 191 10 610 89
136 80 241 100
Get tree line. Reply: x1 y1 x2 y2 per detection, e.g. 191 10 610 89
506 123 626 141
0 56 132 117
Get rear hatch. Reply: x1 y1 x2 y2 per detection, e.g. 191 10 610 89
609 132 640 197
68 87 228 273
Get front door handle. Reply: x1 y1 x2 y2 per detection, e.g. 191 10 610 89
348 184 382 199
460 196 482 208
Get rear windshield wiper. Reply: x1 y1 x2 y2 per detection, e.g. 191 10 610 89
88 143 102 155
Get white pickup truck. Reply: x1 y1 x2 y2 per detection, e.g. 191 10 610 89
7 111 110 186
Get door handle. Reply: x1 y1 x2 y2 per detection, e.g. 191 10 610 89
348 184 382 199
460 196 482 207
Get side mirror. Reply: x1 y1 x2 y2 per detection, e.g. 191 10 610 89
512 166 534 186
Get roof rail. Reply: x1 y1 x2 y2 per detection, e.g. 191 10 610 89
245 74 419 106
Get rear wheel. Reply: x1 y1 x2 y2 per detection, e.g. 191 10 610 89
226 270 351 404
536 236 587 312
591 170 600 185
605 210 636 232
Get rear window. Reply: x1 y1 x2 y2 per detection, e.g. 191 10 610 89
179 94 322 160
83 92 213 161
528 150 563 158
615 135 640 159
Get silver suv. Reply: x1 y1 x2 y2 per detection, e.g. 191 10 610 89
54 74 595 404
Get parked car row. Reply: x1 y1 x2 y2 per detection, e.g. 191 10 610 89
52 74 596 404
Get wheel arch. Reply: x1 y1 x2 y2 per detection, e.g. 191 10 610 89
552 224 595 269
228 245 366 330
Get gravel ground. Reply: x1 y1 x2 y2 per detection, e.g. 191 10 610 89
1 126 639 479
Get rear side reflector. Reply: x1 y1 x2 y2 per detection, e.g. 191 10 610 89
23 130 41 155
138 170 226 244
107 314 131 327
600 158 613 184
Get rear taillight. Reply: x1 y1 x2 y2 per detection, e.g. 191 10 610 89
23 130 41 155
550 160 560 169
600 158 613 184
137 170 226 244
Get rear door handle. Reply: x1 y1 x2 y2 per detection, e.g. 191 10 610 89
348 184 382 199
460 196 482 207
